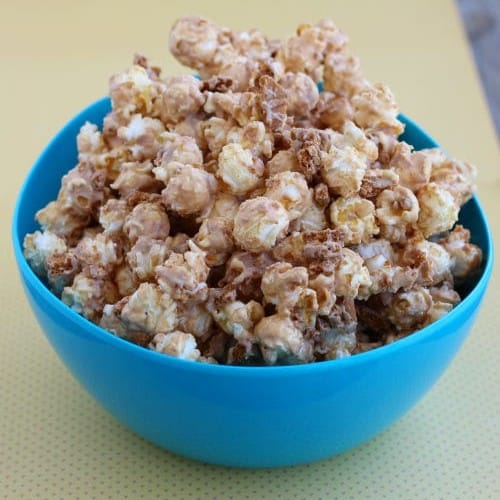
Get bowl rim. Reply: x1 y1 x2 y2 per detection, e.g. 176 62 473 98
12 97 495 377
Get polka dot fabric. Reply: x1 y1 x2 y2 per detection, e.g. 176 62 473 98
2 251 499 498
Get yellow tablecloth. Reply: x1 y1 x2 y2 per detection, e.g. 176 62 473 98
1 1 498 497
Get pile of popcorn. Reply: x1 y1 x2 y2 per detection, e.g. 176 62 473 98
24 17 483 365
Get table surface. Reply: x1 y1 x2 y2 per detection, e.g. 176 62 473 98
1 1 499 498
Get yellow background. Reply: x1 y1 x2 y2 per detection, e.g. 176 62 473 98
1 0 498 497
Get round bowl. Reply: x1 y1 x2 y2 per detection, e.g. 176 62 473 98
12 98 493 468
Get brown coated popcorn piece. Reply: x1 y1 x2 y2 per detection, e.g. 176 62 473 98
162 165 217 217
117 114 167 161
323 49 363 97
366 129 400 166
255 75 288 130
123 200 170 244
176 301 214 340
46 251 81 295
204 91 259 127
226 120 274 159
36 162 108 244
389 142 432 193
312 297 357 359
359 168 399 200
23 230 67 278
219 251 276 303
233 197 290 253
160 75 205 125
111 160 163 198
169 16 235 76
114 263 140 298
427 152 477 206
416 182 459 238
280 72 320 118
151 331 201 361
425 283 461 325
356 239 418 295
126 236 170 282
208 292 264 343
201 116 237 156
320 144 367 198
194 217 234 267
439 225 482 281
352 82 404 136
61 271 119 322
334 247 372 299
254 313 314 365
216 143 265 196
115 283 178 335
74 231 122 279
266 149 299 177
375 185 420 243
273 228 343 265
264 171 312 221
277 20 347 78
156 242 209 303
385 286 433 333
313 91 354 131
109 64 163 118
329 195 379 245
153 132 204 184
261 262 309 310
401 237 452 287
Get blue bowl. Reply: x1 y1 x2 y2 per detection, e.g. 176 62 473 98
12 98 493 468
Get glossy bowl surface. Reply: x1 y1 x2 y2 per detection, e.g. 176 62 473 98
13 98 493 467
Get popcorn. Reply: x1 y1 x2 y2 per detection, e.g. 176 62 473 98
61 272 119 322
118 282 177 334
126 236 170 281
194 217 234 267
161 165 217 217
74 231 122 279
385 287 433 333
417 182 459 238
23 230 67 277
375 185 419 243
24 16 482 365
352 82 404 136
123 200 170 244
389 142 431 192
233 197 289 252
210 299 264 342
152 133 204 183
264 171 311 220
320 144 367 197
117 114 166 160
109 64 160 118
329 195 379 245
261 262 309 310
160 75 205 124
439 225 482 281
217 143 264 195
111 160 162 198
281 72 320 117
151 331 201 361
254 313 314 364
156 242 209 302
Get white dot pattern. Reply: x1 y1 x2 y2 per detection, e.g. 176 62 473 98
1 255 498 499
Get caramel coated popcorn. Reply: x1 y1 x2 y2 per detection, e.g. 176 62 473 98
24 17 482 365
